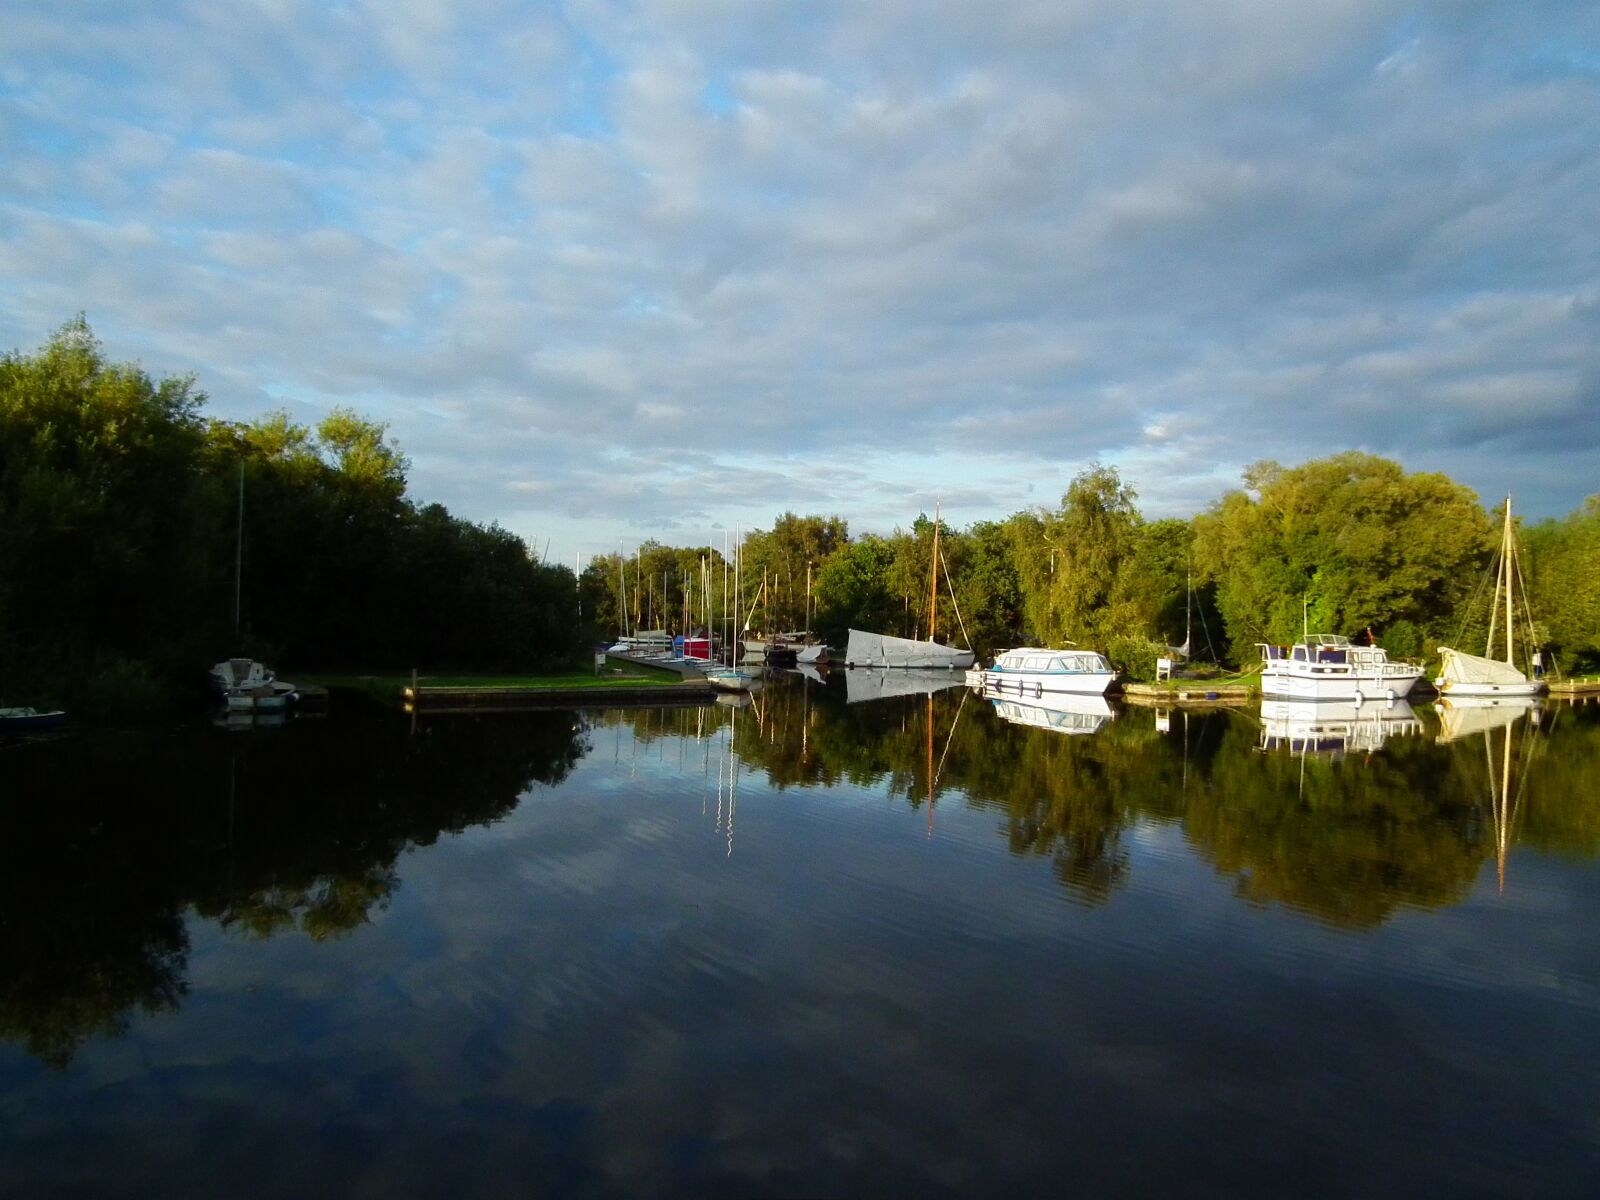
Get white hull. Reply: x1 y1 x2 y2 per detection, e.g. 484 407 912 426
1259 671 1421 701
706 669 759 693
978 667 1115 697
976 646 1116 697
225 689 289 711
1258 637 1422 702
1434 679 1544 699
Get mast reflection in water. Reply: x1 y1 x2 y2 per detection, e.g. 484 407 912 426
1 677 1598 1198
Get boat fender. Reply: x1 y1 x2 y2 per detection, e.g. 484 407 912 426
1353 689 1365 706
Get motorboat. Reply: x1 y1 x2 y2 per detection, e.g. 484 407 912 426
0 706 67 733
974 647 1117 697
1257 635 1422 702
209 658 297 710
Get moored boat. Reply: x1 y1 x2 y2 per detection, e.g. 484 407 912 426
0 706 68 733
1257 635 1422 702
210 658 297 709
975 647 1116 697
706 667 760 693
1434 498 1546 699
843 629 975 669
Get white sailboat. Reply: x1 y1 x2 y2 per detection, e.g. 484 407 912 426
843 503 975 670
1434 497 1546 699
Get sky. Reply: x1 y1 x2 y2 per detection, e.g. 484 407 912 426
3 1 1598 565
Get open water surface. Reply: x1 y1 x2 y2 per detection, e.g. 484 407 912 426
1 673 1598 1197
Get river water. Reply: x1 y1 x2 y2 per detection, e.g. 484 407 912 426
1 674 1597 1197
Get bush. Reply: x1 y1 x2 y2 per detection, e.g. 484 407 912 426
1106 636 1163 682
73 656 176 719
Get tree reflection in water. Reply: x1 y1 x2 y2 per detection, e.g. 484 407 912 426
3 678 1598 1066
0 708 587 1066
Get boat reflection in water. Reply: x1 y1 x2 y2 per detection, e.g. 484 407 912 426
844 666 968 704
1437 696 1544 893
1258 697 1424 758
988 691 1115 737
1435 695 1542 743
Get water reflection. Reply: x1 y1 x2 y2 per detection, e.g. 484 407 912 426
3 680 1599 1075
988 692 1115 737
0 709 587 1066
1258 697 1423 758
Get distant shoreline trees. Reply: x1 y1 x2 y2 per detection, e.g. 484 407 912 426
1 318 578 712
7 318 1597 711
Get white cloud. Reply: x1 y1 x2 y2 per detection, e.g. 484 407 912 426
1 0 1597 555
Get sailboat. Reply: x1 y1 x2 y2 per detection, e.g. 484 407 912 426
209 463 297 711
843 503 976 670
705 527 759 693
1434 498 1546 699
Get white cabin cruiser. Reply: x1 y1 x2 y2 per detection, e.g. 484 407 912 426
975 647 1117 697
1257 635 1422 702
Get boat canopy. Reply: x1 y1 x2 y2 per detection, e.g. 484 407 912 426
844 629 975 669
1436 647 1529 687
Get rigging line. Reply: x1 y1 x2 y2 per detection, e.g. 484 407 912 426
932 685 971 790
937 545 975 650
1446 547 1496 651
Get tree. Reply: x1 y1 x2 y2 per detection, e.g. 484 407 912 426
1193 453 1492 661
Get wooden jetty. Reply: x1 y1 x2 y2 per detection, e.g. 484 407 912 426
1548 678 1600 702
1120 682 1256 709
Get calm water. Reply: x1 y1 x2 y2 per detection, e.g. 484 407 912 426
2 675 1598 1198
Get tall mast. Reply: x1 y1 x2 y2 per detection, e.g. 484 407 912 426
1503 497 1515 668
234 461 244 637
928 501 942 642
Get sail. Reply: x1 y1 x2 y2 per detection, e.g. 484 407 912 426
1436 647 1530 687
844 629 975 669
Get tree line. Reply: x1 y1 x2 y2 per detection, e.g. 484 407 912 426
585 458 1600 677
6 317 1597 712
1 318 577 711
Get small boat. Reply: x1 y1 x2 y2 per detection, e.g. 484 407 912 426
606 630 674 656
705 668 760 693
0 706 68 733
975 647 1117 698
844 504 974 669
795 641 830 665
1434 497 1546 699
1257 635 1422 702
210 658 297 710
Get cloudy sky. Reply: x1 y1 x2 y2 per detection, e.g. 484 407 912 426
3 1 1597 562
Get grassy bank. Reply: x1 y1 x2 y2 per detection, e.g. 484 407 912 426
303 663 687 707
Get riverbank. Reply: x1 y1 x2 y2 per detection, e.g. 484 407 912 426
307 660 704 710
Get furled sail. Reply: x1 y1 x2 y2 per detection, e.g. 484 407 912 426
844 629 975 669
1436 647 1530 688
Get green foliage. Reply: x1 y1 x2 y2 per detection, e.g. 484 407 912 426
1192 453 1493 660
1105 636 1161 681
1525 495 1600 673
814 536 898 644
0 319 581 699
